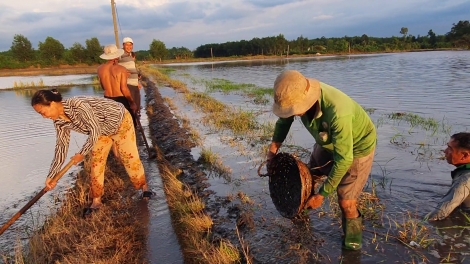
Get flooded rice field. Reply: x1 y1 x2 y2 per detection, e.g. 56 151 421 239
153 51 470 263
0 50 469 263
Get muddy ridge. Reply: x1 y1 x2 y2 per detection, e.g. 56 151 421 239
142 76 322 263
143 76 212 197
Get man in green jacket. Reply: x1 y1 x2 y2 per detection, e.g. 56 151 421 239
267 70 376 250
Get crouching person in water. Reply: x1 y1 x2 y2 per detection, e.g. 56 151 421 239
427 132 470 221
266 70 376 250
31 89 154 216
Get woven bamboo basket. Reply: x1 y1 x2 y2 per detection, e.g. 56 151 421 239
259 152 313 219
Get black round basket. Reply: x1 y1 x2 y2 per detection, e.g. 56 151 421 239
266 152 312 219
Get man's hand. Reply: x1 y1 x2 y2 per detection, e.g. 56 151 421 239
267 142 281 165
45 178 56 191
304 194 324 209
130 101 138 114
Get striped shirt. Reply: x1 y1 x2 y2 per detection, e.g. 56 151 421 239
47 96 125 178
118 53 139 86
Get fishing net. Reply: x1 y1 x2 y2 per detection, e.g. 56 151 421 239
266 152 312 219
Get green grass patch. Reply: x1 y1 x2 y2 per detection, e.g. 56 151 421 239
387 112 444 133
203 78 272 105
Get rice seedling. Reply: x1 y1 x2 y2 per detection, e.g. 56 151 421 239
387 112 446 135
236 226 253 264
237 191 254 206
198 148 232 181
163 96 178 110
201 78 272 104
185 92 225 113
385 211 437 249
373 157 395 191
91 75 100 85
217 240 241 263
157 67 176 75
139 65 189 93
324 191 385 225
13 79 45 89
204 78 257 93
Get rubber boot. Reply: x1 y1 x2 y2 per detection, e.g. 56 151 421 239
342 211 363 251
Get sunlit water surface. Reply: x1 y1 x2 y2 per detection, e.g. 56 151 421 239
157 50 470 263
1 51 469 262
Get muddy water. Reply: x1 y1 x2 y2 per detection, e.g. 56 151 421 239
0 83 182 263
156 51 470 263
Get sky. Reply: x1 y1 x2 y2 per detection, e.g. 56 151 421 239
0 0 469 52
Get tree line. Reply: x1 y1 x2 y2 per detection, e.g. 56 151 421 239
194 20 469 57
0 20 468 69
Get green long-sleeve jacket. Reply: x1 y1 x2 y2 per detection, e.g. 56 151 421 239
272 82 376 197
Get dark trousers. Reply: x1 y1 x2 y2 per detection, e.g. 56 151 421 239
128 85 141 114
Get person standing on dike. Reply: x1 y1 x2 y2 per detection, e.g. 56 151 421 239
97 44 138 124
118 37 142 119
31 89 155 217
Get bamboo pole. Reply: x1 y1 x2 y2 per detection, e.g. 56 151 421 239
111 0 120 48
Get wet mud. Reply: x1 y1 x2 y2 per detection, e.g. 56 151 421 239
142 76 336 263
141 64 470 264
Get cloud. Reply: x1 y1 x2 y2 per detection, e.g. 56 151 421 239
244 0 305 8
10 12 50 24
0 0 468 52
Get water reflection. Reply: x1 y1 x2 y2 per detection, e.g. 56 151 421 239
0 74 95 90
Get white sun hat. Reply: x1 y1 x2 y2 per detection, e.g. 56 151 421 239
99 44 125 60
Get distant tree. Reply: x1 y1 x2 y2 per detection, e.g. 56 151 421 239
85 37 102 64
446 20 470 48
293 35 309 53
134 49 151 61
10 34 35 62
400 27 408 39
167 46 193 59
428 29 437 48
38 37 65 63
69 42 87 63
149 39 167 61
361 34 369 46
275 34 288 55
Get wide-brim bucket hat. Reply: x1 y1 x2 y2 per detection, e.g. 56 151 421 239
272 70 321 118
99 44 125 60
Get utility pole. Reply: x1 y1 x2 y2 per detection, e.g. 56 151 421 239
111 0 119 48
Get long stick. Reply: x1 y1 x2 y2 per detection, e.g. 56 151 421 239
110 0 119 48
134 114 156 159
0 160 75 236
